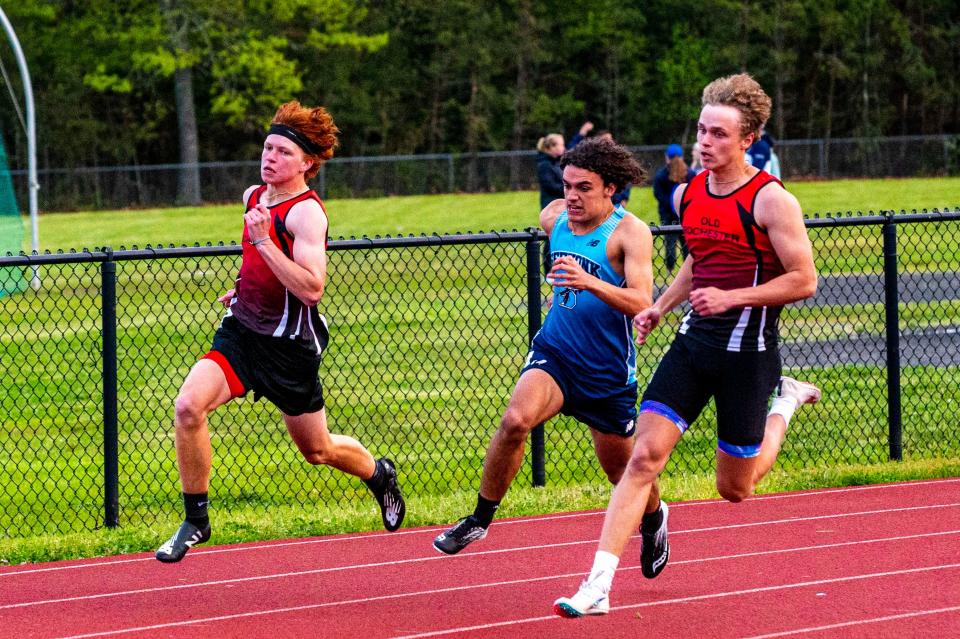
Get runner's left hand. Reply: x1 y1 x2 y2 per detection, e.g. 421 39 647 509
689 286 733 316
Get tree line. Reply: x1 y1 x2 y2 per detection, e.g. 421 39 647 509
1 0 957 201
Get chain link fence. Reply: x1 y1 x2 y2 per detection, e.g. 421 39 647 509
7 135 958 211
1 210 960 537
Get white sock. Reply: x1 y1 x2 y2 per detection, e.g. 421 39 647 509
768 396 799 427
586 550 620 591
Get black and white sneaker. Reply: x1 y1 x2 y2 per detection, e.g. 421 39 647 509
155 521 211 563
370 458 405 532
640 501 670 579
433 515 487 555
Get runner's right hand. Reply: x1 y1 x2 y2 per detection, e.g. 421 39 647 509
633 307 662 345
218 288 235 308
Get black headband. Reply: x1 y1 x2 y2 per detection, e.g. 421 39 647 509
268 123 324 156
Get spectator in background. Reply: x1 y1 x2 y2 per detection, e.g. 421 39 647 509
537 133 566 209
652 144 694 272
691 142 706 175
762 131 781 178
537 123 597 206
570 120 595 149
747 126 772 171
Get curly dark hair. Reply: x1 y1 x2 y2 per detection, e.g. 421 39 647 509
560 137 646 190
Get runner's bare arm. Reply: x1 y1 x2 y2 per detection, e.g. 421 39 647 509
248 199 328 306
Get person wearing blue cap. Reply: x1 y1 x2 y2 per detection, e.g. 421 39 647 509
651 144 694 272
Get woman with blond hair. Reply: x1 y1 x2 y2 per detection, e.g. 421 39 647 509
536 133 566 209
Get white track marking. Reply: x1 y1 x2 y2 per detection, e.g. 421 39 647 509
5 478 958 577
5 503 960 610
742 605 960 638
8 528 954 637
389 563 960 638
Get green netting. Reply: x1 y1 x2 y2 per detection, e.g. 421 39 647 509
0 133 26 297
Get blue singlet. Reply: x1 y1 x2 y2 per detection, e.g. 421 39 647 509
533 206 636 397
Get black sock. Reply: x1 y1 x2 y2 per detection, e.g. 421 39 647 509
473 494 500 529
363 459 385 493
641 504 663 531
183 492 209 529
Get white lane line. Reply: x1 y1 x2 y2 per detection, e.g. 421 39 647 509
742 605 960 638
5 477 959 577
6 503 960 610
0 511 602 577
389 563 960 639
48 531 960 639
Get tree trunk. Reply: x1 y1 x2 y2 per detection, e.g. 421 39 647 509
773 0 785 139
161 0 201 205
739 0 750 71
174 65 201 205
510 0 533 190
465 70 480 192
824 55 836 177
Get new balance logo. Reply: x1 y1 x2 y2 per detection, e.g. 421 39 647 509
588 239 600 247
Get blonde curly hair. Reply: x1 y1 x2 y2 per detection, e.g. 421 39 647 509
701 74 771 142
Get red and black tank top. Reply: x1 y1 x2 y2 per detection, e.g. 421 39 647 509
677 169 786 352
227 185 329 352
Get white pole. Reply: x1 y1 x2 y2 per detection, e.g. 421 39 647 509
0 7 39 287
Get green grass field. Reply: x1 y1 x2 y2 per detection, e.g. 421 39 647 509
2 177 960 565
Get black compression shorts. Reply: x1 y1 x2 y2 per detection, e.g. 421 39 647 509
639 333 781 457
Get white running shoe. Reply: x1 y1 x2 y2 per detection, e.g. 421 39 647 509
777 376 821 405
553 579 610 618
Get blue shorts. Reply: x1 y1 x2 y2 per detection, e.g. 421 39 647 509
640 334 781 457
521 344 637 437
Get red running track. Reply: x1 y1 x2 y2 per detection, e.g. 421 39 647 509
3 478 960 639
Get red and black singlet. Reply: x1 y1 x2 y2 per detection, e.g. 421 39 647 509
677 169 786 352
227 185 329 352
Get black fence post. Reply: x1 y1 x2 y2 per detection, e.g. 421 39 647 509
525 229 546 487
882 214 903 461
101 248 120 527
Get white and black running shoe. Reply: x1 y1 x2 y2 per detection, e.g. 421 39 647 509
370 458 406 532
640 501 670 579
433 515 487 555
155 521 211 563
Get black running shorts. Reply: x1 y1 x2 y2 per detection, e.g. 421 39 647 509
640 333 781 457
203 315 328 416
521 341 638 437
